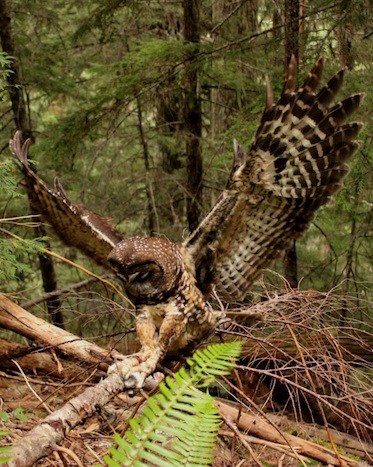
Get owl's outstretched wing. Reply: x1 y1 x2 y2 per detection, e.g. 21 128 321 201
10 131 124 266
185 58 363 302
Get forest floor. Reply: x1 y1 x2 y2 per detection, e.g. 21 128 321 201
0 370 330 467
1 370 370 467
0 293 371 466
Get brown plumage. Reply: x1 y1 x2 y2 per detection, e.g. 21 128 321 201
10 135 124 266
185 57 363 301
10 58 363 386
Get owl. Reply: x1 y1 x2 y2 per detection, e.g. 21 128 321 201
10 58 363 387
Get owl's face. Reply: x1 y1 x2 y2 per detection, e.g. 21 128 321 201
108 236 183 304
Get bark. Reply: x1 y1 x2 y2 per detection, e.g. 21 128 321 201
283 0 300 285
340 215 357 326
337 1 356 325
7 371 132 467
283 239 298 288
37 246 64 328
0 0 63 328
272 1 282 43
215 401 362 466
0 294 120 368
137 98 156 235
0 295 159 466
3 291 371 375
337 0 354 70
211 0 259 139
152 15 184 231
0 338 84 380
183 0 203 232
1 292 371 465
266 411 373 463
0 296 159 467
156 80 183 173
284 0 300 65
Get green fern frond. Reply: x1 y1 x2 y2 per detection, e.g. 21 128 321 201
103 341 242 467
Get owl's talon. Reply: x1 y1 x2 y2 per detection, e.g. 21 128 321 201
107 353 155 389
124 371 146 389
107 356 139 377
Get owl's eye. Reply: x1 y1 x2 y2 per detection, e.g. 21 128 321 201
108 258 128 278
128 269 152 283
127 262 160 284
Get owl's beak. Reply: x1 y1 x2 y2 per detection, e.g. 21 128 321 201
128 271 151 283
116 272 128 282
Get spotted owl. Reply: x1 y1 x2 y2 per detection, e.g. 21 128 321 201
10 58 363 387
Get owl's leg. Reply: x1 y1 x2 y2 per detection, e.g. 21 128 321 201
108 312 186 388
155 311 186 357
107 310 156 380
135 310 157 359
125 312 186 387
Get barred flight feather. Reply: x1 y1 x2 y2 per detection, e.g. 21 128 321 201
10 58 363 305
10 132 124 266
185 57 363 301
9 58 363 370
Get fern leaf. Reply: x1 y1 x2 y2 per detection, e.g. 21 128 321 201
103 341 241 466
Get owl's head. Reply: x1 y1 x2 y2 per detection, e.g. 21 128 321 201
108 236 183 304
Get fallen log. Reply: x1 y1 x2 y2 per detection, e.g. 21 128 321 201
1 293 371 465
218 399 373 463
6 371 135 466
215 400 368 466
0 338 82 380
0 294 122 368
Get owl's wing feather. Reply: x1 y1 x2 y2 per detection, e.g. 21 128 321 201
184 58 363 301
10 131 124 266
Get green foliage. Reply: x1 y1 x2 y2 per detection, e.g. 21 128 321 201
12 407 28 423
0 161 46 285
103 341 242 467
0 408 27 424
0 439 11 465
0 235 45 285
0 51 13 96
0 408 27 465
0 160 20 196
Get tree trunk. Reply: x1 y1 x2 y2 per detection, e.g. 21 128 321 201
272 1 282 43
337 0 354 70
0 294 118 368
0 0 64 328
283 239 298 288
216 401 362 466
283 0 300 287
183 0 203 232
284 0 300 65
211 0 259 138
337 2 356 325
137 98 157 235
156 79 183 174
